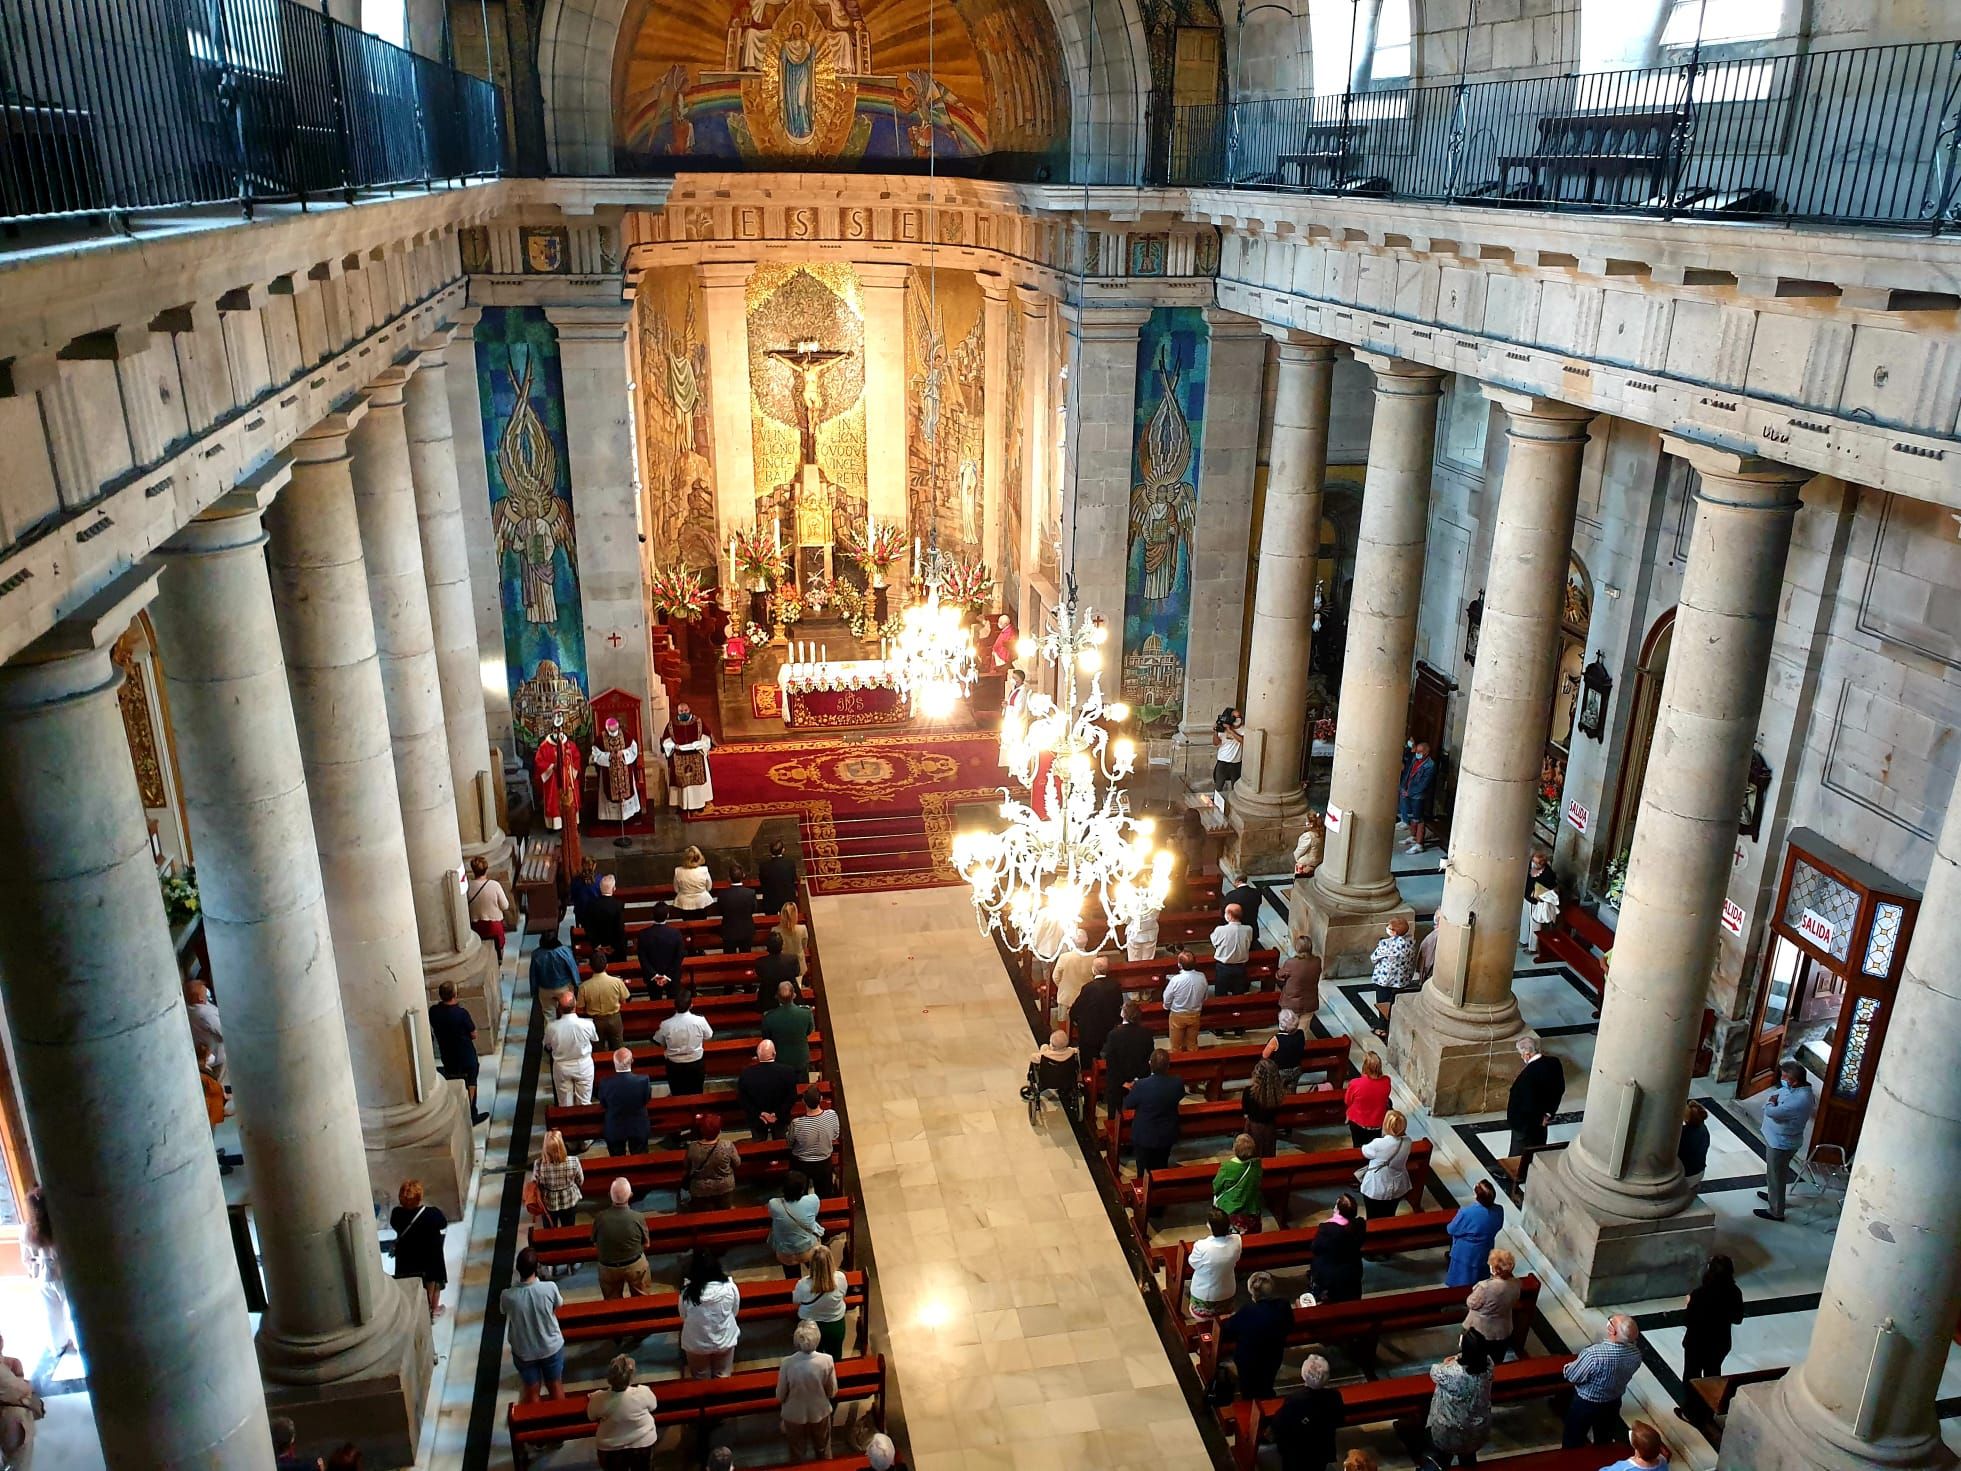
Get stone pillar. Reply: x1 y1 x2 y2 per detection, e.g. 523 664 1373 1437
348 368 497 1034
1388 391 1592 1114
1300 355 1444 971
1228 334 1339 871
547 304 652 750
979 273 1012 583
0 569 271 1471
268 409 476 1216
405 330 513 881
1059 304 1151 636
445 307 515 766
697 262 758 543
1525 441 1807 1303
858 262 912 535
1723 798 1961 1471
1180 309 1271 791
150 480 432 1465
1015 284 1056 630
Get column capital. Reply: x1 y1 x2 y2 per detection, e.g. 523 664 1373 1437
445 305 483 329
362 365 411 410
1012 282 1052 316
1202 306 1271 339
1272 332 1344 365
411 327 459 367
1058 302 1153 339
162 456 294 555
1483 386 1594 439
543 303 633 340
854 260 913 290
694 261 753 290
1663 433 1814 492
1355 350 1445 393
977 271 1014 303
8 565 160 680
294 403 370 461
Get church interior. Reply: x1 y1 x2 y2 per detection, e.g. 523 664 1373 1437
0 0 1959 1469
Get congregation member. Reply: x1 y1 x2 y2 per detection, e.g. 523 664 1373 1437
595 1048 652 1159
427 980 487 1124
1358 1110 1414 1219
501 1248 565 1404
529 1129 585 1228
1028 1028 1082 1116
584 872 629 959
1126 1050 1186 1174
1679 1101 1712 1192
1221 874 1261 925
794 1242 849 1358
1675 1255 1743 1424
1212 707 1245 808
1602 1421 1671 1470
762 981 815 1080
1162 951 1210 1053
759 839 799 912
466 854 513 960
199 1043 231 1173
530 930 580 1002
776 1319 838 1460
1399 740 1437 852
1310 1194 1366 1304
545 989 599 1107
1559 1316 1643 1447
1270 1356 1342 1471
1261 1013 1309 1092
1292 810 1325 879
1211 1133 1264 1234
271 1417 319 1471
1507 1035 1566 1152
593 1178 655 1299
865 1432 901 1471
1227 1271 1293 1400
1276 936 1321 1019
1756 1060 1817 1222
777 900 809 978
770 1172 826 1273
718 861 759 952
1101 1001 1155 1118
654 990 714 1097
671 845 715 910
634 906 687 991
0 1335 42 1471
1369 916 1416 1039
389 1180 448 1321
1414 923 1440 987
682 1114 740 1212
1463 1249 1523 1360
1423 1327 1496 1468
1070 958 1125 1063
579 949 630 1053
586 1354 659 1469
1051 928 1098 1015
1211 903 1256 995
680 1249 742 1378
1126 894 1161 960
752 931 800 1013
186 979 226 1079
786 1085 840 1196
1185 1208 1243 1321
1445 1180 1505 1287
737 1040 799 1139
1343 1051 1392 1147
568 858 601 933
1242 1060 1287 1158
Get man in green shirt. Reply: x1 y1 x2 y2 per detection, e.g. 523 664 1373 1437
591 1177 654 1299
760 980 815 1079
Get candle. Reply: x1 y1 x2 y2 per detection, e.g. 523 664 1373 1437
774 521 782 557
821 643 828 664
728 534 737 588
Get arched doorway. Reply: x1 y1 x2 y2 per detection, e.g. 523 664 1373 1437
1535 556 1592 841
1603 608 1675 890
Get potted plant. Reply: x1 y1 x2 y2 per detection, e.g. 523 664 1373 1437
160 865 200 928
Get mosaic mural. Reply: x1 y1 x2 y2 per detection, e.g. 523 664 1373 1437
1121 307 1209 737
615 0 1065 172
636 268 721 572
1001 295 1025 616
475 306 590 754
905 265 985 563
747 263 869 550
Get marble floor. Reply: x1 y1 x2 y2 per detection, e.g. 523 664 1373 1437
811 885 1212 1471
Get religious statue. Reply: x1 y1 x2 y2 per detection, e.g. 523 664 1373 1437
492 352 576 625
769 340 848 470
590 716 643 823
661 702 717 814
533 712 584 832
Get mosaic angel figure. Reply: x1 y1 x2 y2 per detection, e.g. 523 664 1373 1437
1129 348 1196 607
492 350 577 625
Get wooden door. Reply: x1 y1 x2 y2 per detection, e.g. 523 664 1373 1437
1173 27 1223 109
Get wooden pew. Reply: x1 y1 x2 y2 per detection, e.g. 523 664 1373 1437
1535 903 1614 997
1082 907 1232 948
528 1197 853 1270
1195 1276 1542 1385
507 1354 885 1470
613 988 815 1044
545 1083 832 1145
574 950 772 989
554 1270 867 1347
1162 1208 1456 1308
1089 1038 1348 1107
1481 1448 1633 1470
1686 1364 1787 1436
1126 1140 1434 1234
1107 950 1281 996
587 1034 827 1083
574 911 781 957
1136 990 1281 1036
571 1137 834 1201
1106 1085 1347 1169
1233 1353 1576 1471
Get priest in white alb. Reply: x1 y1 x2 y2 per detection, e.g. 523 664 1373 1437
590 716 642 823
661 701 715 814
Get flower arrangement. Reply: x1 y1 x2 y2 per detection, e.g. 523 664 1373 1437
648 565 712 623
160 866 200 927
938 558 996 617
802 576 833 613
729 528 789 589
775 584 806 627
744 621 771 646
841 520 905 582
1604 854 1629 908
830 579 883 640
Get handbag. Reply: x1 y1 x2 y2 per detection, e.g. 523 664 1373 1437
522 1173 546 1219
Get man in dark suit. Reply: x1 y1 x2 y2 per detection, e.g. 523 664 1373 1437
1099 1000 1155 1123
1070 963 1125 1065
1506 1034 1566 1151
718 862 759 952
758 839 799 913
1222 879 1261 925
1125 1050 1186 1174
735 1039 800 1139
636 904 686 990
594 1047 653 1157
583 872 628 959
752 930 800 1014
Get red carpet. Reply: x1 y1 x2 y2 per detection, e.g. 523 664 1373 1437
690 733 1004 895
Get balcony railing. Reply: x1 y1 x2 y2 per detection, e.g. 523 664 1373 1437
0 0 502 229
1166 39 1961 232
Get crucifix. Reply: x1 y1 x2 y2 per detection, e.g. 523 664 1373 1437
765 338 851 581
766 338 849 470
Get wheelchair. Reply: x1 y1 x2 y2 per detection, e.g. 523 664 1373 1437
1021 1053 1083 1126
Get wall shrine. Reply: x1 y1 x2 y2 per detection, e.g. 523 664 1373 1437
1121 307 1209 737
905 264 985 564
635 268 722 572
474 306 591 755
613 0 1066 173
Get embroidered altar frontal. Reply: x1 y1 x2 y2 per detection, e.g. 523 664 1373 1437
786 682 909 728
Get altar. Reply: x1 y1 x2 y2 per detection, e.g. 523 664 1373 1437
781 656 909 729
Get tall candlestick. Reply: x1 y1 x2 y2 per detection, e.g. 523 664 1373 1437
728 534 737 589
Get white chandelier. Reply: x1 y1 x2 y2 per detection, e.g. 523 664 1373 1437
952 591 1173 960
887 542 978 720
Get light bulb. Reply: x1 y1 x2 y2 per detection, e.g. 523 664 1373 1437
1107 701 1130 721
1077 649 1101 674
1089 623 1109 645
1016 636 1037 659
1135 815 1156 835
1068 751 1092 782
1113 737 1135 766
924 683 956 719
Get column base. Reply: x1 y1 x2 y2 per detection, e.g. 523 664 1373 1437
1722 1376 1959 1471
424 937 503 1055
1226 793 1310 877
263 1280 432 1470
1520 1150 1715 1305
462 826 517 886
363 1079 474 1218
1385 984 1528 1115
1297 875 1410 977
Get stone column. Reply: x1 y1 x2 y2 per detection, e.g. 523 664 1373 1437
858 262 912 535
348 368 497 1034
445 307 515 766
268 409 475 1216
0 569 270 1471
1388 391 1592 1114
405 331 513 881
1723 795 1961 1471
1059 304 1151 634
1180 309 1271 789
1525 441 1806 1303
979 273 1012 581
1227 334 1338 871
697 262 758 543
1015 284 1056 630
1300 355 1444 970
150 480 432 1464
547 304 653 750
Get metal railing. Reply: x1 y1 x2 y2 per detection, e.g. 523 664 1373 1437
0 0 502 229
1166 39 1961 231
